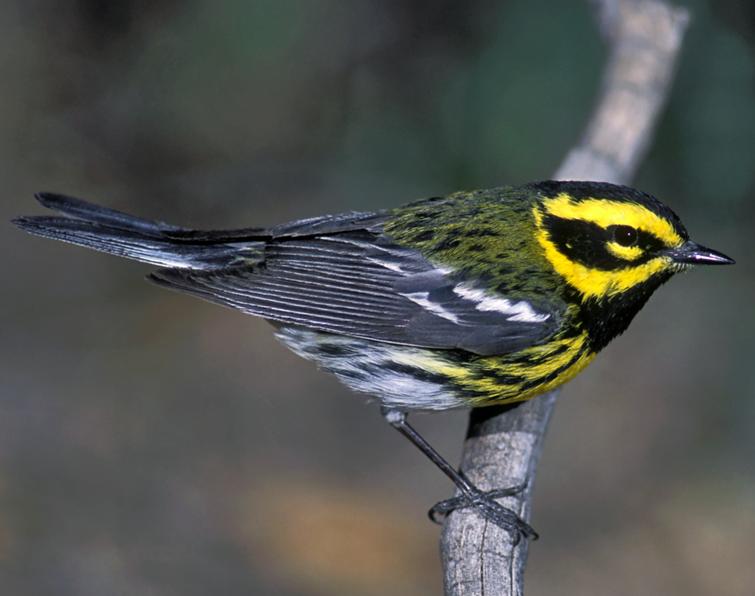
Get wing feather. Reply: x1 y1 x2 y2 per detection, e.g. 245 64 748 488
150 229 561 356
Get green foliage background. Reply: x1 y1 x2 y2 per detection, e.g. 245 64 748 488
2 1 753 594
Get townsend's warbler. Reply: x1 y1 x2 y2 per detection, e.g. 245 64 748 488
13 180 734 540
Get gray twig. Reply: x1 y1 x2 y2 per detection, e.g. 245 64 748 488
439 2 690 594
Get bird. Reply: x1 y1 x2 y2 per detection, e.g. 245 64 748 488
13 180 734 541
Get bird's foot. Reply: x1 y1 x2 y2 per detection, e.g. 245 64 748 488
429 482 538 542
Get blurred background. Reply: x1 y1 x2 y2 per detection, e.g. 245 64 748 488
2 0 753 594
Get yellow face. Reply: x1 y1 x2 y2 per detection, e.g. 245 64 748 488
533 192 687 301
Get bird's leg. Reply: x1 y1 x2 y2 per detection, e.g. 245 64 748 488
381 407 538 542
428 484 528 521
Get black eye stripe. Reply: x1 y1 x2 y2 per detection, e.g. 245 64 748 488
633 230 666 252
542 215 663 270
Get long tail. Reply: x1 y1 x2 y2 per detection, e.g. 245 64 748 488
13 193 269 270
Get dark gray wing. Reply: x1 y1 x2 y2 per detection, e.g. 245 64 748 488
149 224 563 356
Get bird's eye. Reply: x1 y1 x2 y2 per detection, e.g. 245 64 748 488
612 225 637 247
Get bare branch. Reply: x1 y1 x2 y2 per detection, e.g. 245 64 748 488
440 2 690 594
560 0 690 185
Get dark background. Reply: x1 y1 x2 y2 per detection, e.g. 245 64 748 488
2 1 754 594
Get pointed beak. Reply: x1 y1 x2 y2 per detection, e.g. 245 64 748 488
665 241 735 265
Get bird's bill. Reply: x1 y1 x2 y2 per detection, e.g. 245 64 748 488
665 241 735 265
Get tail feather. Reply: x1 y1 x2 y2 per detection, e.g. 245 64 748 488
13 193 266 270
34 192 183 235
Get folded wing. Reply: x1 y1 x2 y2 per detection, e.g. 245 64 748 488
151 229 562 356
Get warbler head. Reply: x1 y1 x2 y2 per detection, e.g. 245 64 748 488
527 180 734 348
530 180 734 300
